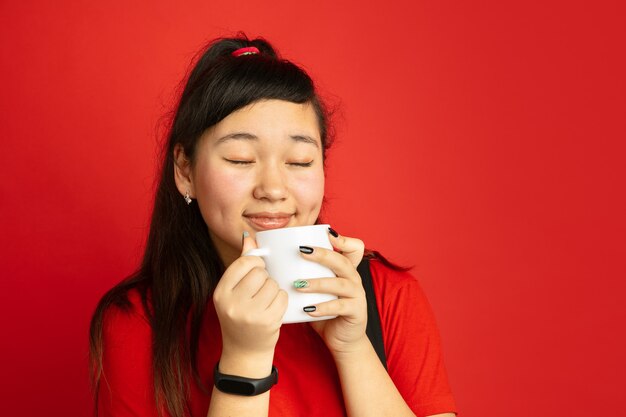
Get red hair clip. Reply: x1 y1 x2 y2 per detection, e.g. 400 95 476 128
231 46 260 57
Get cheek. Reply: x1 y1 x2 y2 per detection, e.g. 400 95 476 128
194 165 250 219
292 168 325 211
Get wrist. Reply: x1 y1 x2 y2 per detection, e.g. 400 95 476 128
214 363 278 396
219 349 275 379
329 336 373 365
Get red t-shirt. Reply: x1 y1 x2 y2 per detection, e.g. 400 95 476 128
98 259 457 416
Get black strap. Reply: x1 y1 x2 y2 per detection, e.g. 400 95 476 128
357 258 387 370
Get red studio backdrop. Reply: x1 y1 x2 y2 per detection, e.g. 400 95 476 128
1 1 624 416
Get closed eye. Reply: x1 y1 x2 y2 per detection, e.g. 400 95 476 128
224 158 254 165
288 161 314 167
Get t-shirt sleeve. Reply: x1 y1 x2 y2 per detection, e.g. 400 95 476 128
371 261 457 416
97 292 164 417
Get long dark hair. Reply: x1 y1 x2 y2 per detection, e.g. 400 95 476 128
89 35 332 417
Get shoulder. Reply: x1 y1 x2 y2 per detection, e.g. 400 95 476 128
368 258 430 308
368 257 418 285
99 288 154 388
97 289 160 415
367 258 441 338
101 288 152 345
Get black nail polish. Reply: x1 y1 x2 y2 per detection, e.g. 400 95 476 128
328 227 339 238
303 306 316 313
299 246 314 254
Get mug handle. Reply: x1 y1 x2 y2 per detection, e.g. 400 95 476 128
243 248 270 257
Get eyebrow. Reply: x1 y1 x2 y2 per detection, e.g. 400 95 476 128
290 135 319 148
215 132 320 148
215 132 258 145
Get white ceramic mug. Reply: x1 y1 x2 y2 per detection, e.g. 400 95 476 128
244 224 337 324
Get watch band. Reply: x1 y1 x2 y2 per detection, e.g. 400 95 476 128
213 363 278 396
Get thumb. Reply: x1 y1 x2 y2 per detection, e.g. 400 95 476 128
241 230 258 255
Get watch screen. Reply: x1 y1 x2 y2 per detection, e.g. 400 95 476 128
216 379 255 396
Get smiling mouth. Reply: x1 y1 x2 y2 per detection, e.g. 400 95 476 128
243 213 293 230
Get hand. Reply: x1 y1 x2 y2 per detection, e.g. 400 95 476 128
295 229 368 357
212 233 288 376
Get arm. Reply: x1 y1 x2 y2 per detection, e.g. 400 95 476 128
336 338 455 417
296 232 416 417
208 233 288 417
296 231 456 417
332 336 418 417
98 234 284 417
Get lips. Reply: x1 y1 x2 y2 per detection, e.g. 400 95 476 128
243 212 293 230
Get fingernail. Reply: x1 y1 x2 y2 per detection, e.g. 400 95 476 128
293 280 309 289
328 227 339 238
303 306 316 313
299 246 314 254
242 231 249 246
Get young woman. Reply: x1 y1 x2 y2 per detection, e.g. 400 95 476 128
90 35 457 417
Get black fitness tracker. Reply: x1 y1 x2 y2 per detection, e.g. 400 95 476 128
213 363 278 396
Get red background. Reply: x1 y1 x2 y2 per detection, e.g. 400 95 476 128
1 1 624 416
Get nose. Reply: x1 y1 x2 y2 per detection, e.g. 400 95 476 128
252 165 288 201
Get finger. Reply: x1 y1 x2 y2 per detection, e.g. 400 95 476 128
218 255 265 292
303 298 363 320
327 227 364 267
241 230 258 254
252 278 281 309
216 231 264 293
265 289 288 319
232 266 270 298
293 277 362 299
299 246 360 284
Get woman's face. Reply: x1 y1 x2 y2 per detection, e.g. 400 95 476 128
186 99 325 265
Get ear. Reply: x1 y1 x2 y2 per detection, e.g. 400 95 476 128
173 144 195 198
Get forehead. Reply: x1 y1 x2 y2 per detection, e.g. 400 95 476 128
207 99 321 145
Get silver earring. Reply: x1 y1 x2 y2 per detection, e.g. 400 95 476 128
184 191 192 205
